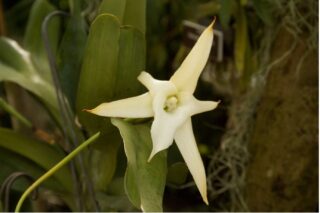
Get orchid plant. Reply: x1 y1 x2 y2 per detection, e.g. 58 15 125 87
87 20 219 204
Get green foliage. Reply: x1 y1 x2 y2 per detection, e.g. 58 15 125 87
0 37 60 123
167 162 189 185
57 13 87 109
252 0 274 25
24 0 60 82
218 0 235 28
0 0 283 211
99 0 146 34
76 12 146 192
112 119 167 212
0 128 73 192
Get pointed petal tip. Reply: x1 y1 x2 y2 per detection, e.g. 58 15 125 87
210 100 221 110
147 151 155 163
83 107 99 115
209 17 216 30
204 196 209 205
83 108 92 113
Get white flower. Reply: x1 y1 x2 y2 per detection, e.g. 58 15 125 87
87 20 219 205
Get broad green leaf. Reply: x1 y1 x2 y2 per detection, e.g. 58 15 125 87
99 0 126 22
0 128 73 192
115 26 145 98
77 15 120 131
57 14 87 109
234 7 247 75
99 0 146 34
90 131 121 190
76 14 145 190
76 14 121 191
111 119 167 212
0 38 60 124
77 15 145 132
24 0 60 82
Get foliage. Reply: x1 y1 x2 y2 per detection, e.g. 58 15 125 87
0 0 316 212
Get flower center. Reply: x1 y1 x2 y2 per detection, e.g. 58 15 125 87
164 95 178 112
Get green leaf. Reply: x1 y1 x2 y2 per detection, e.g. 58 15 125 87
234 7 247 75
167 162 189 186
24 0 60 82
0 128 73 192
76 15 121 130
0 38 60 124
89 131 121 190
99 0 146 34
68 0 85 15
96 191 137 212
76 14 146 190
57 14 87 109
111 119 167 212
77 14 145 132
252 0 274 25
218 0 235 28
99 0 126 22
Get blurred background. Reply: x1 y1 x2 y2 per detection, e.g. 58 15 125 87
0 0 318 211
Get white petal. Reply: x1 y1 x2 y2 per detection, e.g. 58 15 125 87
138 71 177 96
174 118 208 205
148 94 188 161
170 21 215 93
178 92 220 116
86 93 153 118
137 71 157 91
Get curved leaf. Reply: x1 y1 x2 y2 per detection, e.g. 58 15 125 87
0 128 73 192
24 0 60 82
76 14 146 190
57 14 87 109
0 37 60 124
112 119 167 212
99 0 146 34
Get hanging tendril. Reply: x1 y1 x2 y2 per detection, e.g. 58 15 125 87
0 172 38 212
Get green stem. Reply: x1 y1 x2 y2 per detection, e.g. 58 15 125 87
14 132 100 212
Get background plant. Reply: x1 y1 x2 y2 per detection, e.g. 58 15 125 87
0 0 317 212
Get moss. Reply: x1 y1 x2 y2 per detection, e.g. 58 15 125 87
245 28 318 211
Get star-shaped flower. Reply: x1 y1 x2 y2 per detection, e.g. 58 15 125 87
87 20 219 204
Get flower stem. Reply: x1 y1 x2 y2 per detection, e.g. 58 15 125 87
14 132 100 212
